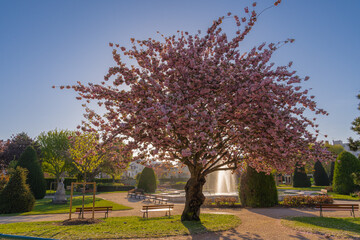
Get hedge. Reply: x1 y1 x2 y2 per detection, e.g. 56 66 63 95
97 185 134 192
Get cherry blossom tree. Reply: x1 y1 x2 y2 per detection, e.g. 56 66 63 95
60 1 333 221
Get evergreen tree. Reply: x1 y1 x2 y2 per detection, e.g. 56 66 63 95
137 167 157 193
0 167 35 213
313 161 329 186
17 146 46 199
239 166 278 207
348 93 360 151
329 161 335 184
333 151 360 194
293 163 311 187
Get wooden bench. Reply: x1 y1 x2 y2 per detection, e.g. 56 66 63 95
75 206 113 218
140 204 174 219
315 204 359 217
318 189 328 195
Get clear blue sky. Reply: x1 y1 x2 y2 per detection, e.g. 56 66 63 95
1 0 359 143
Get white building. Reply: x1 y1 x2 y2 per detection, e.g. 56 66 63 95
123 160 145 178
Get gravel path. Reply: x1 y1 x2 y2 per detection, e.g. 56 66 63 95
0 192 358 240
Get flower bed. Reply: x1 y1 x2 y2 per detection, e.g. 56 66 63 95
282 195 333 207
203 197 240 208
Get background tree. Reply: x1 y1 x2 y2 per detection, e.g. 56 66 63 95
348 93 360 151
0 167 35 214
333 151 360 194
68 133 104 183
17 146 46 199
0 132 39 169
324 142 344 183
37 129 74 185
313 160 329 186
61 2 332 221
239 166 277 207
293 163 311 188
137 167 157 193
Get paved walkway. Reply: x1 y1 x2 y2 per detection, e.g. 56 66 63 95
0 192 358 240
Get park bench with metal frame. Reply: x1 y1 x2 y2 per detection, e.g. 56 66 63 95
315 203 358 217
75 206 113 218
140 204 174 219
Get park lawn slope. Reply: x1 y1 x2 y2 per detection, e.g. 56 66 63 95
0 214 241 239
0 197 131 216
282 217 360 238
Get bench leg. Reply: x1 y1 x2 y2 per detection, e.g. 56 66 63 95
320 206 323 217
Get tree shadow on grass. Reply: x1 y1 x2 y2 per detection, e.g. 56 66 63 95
286 217 360 237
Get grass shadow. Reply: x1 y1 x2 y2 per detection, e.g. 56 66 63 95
285 216 360 236
181 219 209 235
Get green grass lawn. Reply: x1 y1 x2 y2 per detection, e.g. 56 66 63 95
46 190 128 195
0 214 241 239
0 197 132 216
282 217 360 238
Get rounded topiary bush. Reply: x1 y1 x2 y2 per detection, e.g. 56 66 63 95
239 166 278 207
17 146 46 199
0 167 35 213
137 167 157 193
313 161 329 186
333 151 360 194
293 163 311 187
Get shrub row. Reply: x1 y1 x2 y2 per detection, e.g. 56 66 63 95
45 178 77 190
97 185 134 192
203 197 238 207
282 195 333 207
170 182 187 190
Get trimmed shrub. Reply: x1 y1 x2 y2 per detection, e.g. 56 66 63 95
97 184 134 192
313 161 329 186
329 161 335 184
293 163 311 187
282 195 333 207
137 167 157 193
17 146 46 199
170 181 187 190
0 167 35 213
333 151 360 194
239 166 278 207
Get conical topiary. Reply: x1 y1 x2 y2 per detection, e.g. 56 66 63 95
333 151 360 194
0 167 35 213
137 167 157 193
329 161 335 184
17 146 46 199
293 163 311 187
313 161 329 186
239 166 278 207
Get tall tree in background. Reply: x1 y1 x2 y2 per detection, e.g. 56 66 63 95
60 2 333 221
349 93 360 151
17 146 46 199
0 132 38 168
68 133 104 182
37 129 74 185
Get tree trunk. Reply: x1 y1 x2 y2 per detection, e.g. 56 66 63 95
181 174 206 221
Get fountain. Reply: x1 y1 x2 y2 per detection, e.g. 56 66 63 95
203 169 238 195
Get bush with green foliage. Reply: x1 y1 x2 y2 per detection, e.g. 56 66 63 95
313 161 329 186
0 173 9 192
0 167 35 213
137 167 157 193
328 161 335 184
239 166 278 207
17 146 46 199
293 163 311 187
333 151 360 194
